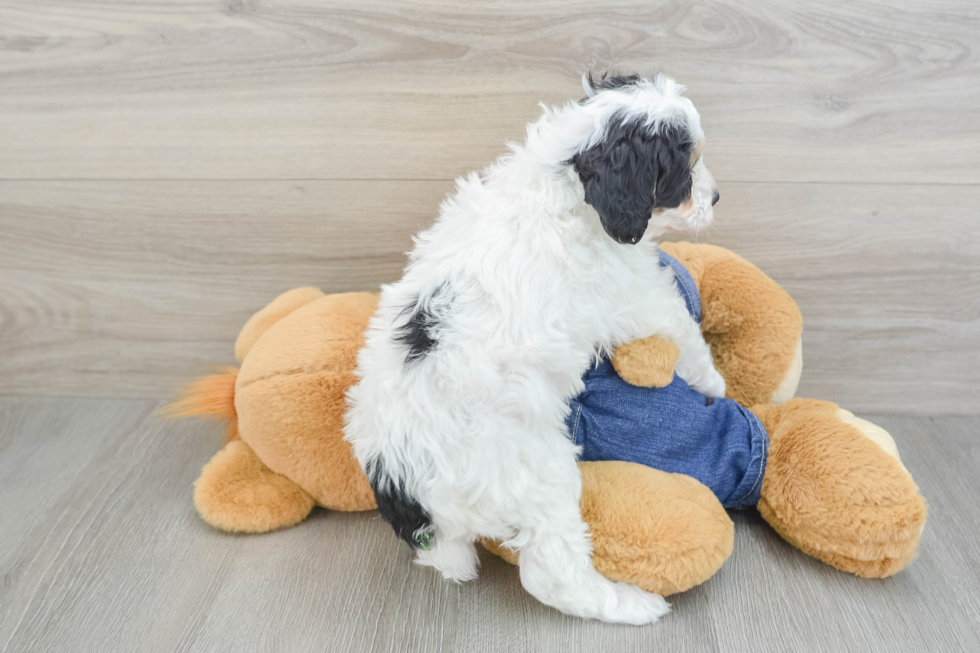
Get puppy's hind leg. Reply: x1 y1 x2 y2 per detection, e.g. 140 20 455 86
415 536 479 583
514 456 669 624
365 457 478 581
518 513 669 625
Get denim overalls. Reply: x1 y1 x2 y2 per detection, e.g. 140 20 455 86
566 250 769 510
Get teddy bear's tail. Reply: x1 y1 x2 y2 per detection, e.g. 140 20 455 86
161 367 240 441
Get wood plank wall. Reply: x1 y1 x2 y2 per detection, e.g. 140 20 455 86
1 0 977 413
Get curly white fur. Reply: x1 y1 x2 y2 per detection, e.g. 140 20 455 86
345 74 724 625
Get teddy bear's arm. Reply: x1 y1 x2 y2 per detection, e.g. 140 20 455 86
611 336 680 388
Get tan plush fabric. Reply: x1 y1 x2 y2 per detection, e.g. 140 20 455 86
175 286 733 592
611 336 680 388
195 439 315 533
659 242 803 407
171 244 923 591
752 399 927 578
235 287 325 362
481 461 733 596
235 291 379 512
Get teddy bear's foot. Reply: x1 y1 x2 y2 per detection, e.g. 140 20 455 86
752 399 927 578
194 439 315 533
481 461 734 596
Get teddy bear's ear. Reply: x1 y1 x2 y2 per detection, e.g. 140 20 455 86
569 119 693 245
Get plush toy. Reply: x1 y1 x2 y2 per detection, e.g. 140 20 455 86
168 243 926 596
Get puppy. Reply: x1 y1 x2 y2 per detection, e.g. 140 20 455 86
345 73 726 625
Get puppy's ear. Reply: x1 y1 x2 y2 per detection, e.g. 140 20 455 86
570 119 693 244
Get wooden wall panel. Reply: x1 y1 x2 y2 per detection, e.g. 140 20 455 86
1 181 976 412
1 0 978 182
0 0 977 411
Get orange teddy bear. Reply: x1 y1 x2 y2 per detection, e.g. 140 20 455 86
169 243 926 595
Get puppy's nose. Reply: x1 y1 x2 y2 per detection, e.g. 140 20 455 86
711 189 720 206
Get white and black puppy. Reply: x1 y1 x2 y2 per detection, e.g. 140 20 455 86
345 73 725 625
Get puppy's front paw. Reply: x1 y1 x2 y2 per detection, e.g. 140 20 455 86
694 367 727 399
605 582 670 625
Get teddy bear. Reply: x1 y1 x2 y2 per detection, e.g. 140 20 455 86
168 242 926 596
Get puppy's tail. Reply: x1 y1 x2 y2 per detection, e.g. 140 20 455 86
160 366 240 442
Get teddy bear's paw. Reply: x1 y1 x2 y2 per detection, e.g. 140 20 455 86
611 336 679 388
605 582 671 625
835 409 904 467
194 440 315 533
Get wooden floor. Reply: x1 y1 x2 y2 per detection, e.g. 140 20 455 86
0 397 977 653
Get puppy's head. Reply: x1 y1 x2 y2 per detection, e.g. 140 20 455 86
569 73 718 244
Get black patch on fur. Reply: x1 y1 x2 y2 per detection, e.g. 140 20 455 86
394 300 437 363
394 285 449 364
569 116 694 244
365 458 434 549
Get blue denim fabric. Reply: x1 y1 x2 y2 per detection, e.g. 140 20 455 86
566 250 769 510
657 248 701 324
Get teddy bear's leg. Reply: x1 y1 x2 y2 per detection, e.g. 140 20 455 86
234 291 380 514
659 242 803 407
751 399 927 578
234 287 325 362
194 439 316 533
481 461 734 596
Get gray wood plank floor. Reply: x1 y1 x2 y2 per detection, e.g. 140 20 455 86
1 397 977 653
